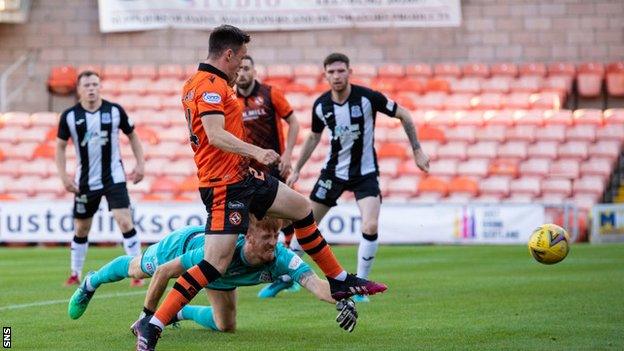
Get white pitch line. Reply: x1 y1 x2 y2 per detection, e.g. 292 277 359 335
0 290 147 311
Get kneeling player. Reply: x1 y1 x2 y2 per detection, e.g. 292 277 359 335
68 218 357 332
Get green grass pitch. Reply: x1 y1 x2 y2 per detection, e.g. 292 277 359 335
0 244 623 350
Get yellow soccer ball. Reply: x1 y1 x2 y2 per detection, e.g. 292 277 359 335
528 224 570 265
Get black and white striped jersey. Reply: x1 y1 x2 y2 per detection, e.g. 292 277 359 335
57 100 135 192
311 85 398 180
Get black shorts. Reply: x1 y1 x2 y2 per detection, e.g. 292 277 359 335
309 171 381 207
268 165 285 183
73 182 131 219
199 168 279 235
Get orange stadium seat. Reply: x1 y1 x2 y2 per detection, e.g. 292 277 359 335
103 64 130 80
606 61 624 97
519 62 547 77
150 176 180 193
448 176 479 196
577 62 604 98
479 176 511 197
32 142 55 159
131 64 158 80
158 64 185 80
418 176 448 196
509 176 541 196
377 142 408 159
377 158 401 178
424 79 451 93
378 63 405 78
488 158 519 177
462 63 490 78
371 77 399 94
490 63 518 78
30 112 59 127
134 126 160 145
48 65 78 95
405 63 433 79
0 148 5 162
417 125 445 142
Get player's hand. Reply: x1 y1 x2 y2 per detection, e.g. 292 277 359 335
129 162 145 184
286 169 299 187
61 176 79 194
278 153 292 179
255 148 280 166
335 298 357 332
414 147 430 173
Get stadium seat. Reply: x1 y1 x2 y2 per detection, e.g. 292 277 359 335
577 62 604 98
473 93 503 110
573 109 603 125
466 141 498 159
572 193 601 210
30 112 59 127
588 141 622 158
505 193 535 203
503 92 532 109
130 64 158 80
417 176 448 196
351 64 377 78
513 110 544 126
445 126 476 143
450 78 482 94
573 176 605 196
456 159 489 177
371 77 399 94
565 125 596 142
377 158 401 178
595 124 624 141
558 141 589 159
48 65 78 95
18 159 53 177
541 125 567 142
462 63 490 78
531 92 561 110
490 63 518 78
484 110 516 126
542 109 572 125
603 108 624 125
150 176 180 193
497 141 528 159
386 176 419 197
580 158 613 178
475 125 506 142
541 178 572 197
32 142 55 159
103 64 130 80
378 63 405 78
377 143 409 159
417 125 446 142
481 77 511 93
542 75 572 99
519 158 550 177
548 62 576 79
509 177 541 196
424 79 451 93
146 79 183 96
2 111 31 128
519 62 547 77
434 63 462 79
488 158 519 177
443 93 474 110
606 61 624 97
119 79 151 95
426 111 456 126
448 176 479 196
550 159 581 179
405 63 433 78
436 142 467 160
158 64 185 80
99 79 122 97
527 141 558 159
479 176 511 197
428 159 458 177
512 76 543 93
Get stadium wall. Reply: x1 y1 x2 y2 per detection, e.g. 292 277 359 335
0 0 623 111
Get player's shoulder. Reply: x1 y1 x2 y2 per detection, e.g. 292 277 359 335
104 99 125 112
60 103 81 118
350 84 378 98
312 90 332 107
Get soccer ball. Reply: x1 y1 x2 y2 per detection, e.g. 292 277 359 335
528 224 570 265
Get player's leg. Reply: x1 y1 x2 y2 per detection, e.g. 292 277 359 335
266 181 387 299
353 195 381 302
178 289 237 332
67 191 101 285
139 185 244 347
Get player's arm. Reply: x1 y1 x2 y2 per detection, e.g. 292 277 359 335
393 106 430 173
202 114 279 166
298 271 358 333
286 131 321 187
55 138 78 194
280 114 300 178
142 258 186 312
126 131 145 184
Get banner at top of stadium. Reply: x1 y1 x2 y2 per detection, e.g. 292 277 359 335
97 0 461 33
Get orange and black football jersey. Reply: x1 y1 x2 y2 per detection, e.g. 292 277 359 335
236 80 293 154
182 63 249 188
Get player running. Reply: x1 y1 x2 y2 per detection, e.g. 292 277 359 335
286 53 430 302
136 25 384 351
68 217 358 333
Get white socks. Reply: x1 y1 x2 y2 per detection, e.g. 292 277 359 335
122 228 141 257
357 233 379 279
71 236 89 277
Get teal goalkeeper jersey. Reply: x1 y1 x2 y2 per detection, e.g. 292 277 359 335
180 234 312 291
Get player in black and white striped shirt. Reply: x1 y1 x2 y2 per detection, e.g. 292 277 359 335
56 71 146 287
288 53 430 301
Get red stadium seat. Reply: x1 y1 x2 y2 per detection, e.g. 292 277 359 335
417 93 447 110
527 141 558 159
497 141 528 159
541 178 572 196
577 62 604 98
503 93 532 109
513 110 544 126
428 159 459 177
445 126 476 143
158 64 185 80
550 159 581 179
580 158 613 178
482 77 511 93
473 93 503 110
484 110 515 126
351 64 377 78
548 62 576 78
541 125 566 142
371 78 399 94
32 142 55 159
450 78 482 94
475 125 506 142
531 92 561 110
596 124 624 142
566 125 596 142
48 65 78 95
131 64 157 80
462 63 490 78
434 63 462 79
520 158 550 177
150 176 180 193
543 110 573 125
378 63 405 78
398 158 428 175
603 108 624 125
511 76 543 93
443 94 474 110
588 141 622 158
424 79 451 93
466 141 498 159
505 125 536 142
573 109 603 125
455 111 484 127
417 125 446 142
436 142 467 161
573 176 605 196
457 159 489 177
488 158 519 177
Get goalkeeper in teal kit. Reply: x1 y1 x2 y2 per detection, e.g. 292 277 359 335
68 217 357 332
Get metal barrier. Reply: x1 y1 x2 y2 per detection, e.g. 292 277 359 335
0 51 37 112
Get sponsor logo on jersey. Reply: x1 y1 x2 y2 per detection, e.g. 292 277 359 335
101 112 111 124
202 92 222 104
351 105 363 118
183 90 194 101
315 187 327 200
259 271 272 283
227 201 245 210
255 96 264 105
76 119 85 125
229 211 242 225
288 255 303 270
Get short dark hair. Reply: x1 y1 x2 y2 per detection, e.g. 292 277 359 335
323 52 350 68
242 55 254 66
77 70 100 85
208 25 251 58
